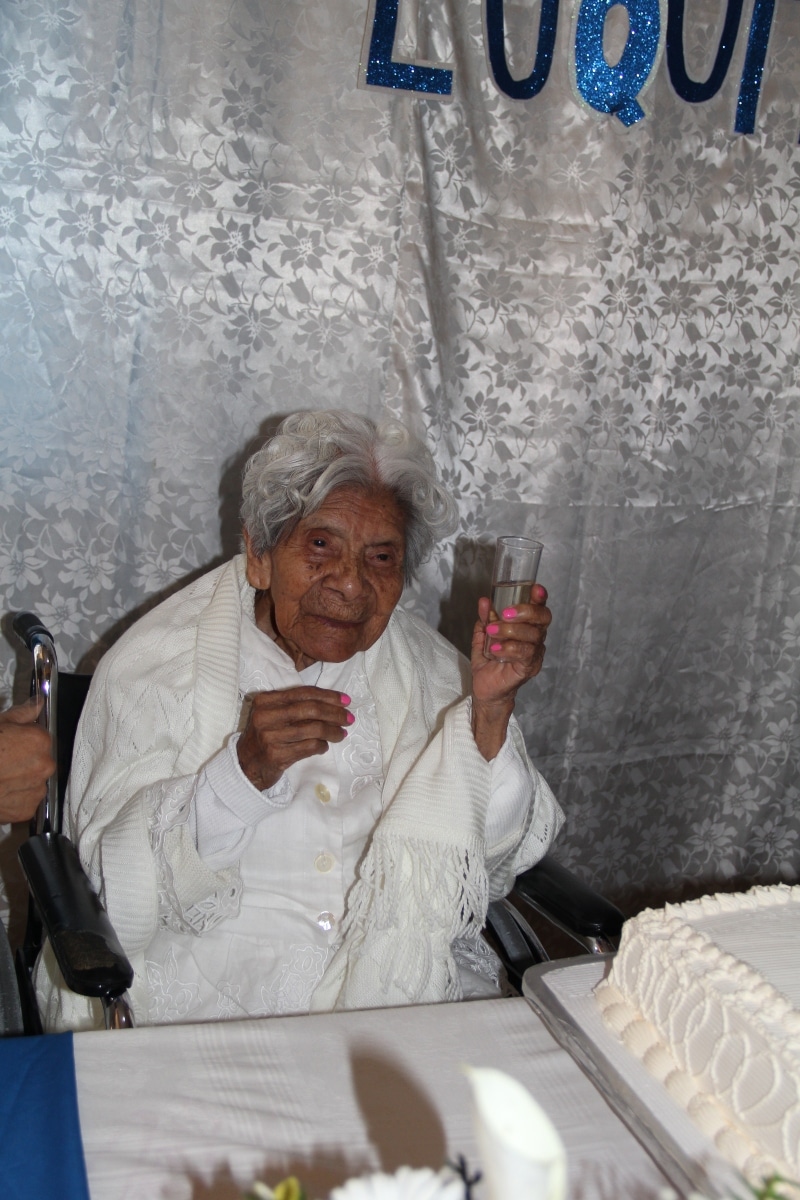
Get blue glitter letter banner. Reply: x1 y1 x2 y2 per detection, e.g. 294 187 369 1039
667 0 744 104
734 0 776 135
484 0 560 101
360 0 453 96
572 0 664 126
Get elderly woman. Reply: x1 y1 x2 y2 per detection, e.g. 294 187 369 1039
37 411 562 1029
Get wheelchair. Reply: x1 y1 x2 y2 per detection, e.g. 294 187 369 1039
1 613 134 1035
1 612 623 1034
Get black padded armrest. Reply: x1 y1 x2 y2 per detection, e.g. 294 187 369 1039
18 833 133 1001
513 856 624 942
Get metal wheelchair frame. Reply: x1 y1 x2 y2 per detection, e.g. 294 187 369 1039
10 613 134 1033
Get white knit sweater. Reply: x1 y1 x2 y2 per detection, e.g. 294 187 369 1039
36 556 562 1028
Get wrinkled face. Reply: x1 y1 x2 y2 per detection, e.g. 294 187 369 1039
245 485 407 670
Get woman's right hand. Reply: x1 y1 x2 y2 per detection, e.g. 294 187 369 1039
236 686 353 791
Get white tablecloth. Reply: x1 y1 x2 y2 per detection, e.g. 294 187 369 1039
74 996 670 1200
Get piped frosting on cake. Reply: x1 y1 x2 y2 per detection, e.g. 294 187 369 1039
595 884 800 1185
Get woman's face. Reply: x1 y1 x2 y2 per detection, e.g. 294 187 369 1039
245 485 407 670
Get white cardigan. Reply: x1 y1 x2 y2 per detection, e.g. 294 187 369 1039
37 556 562 1028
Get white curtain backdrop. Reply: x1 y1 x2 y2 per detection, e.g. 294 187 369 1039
1 0 799 924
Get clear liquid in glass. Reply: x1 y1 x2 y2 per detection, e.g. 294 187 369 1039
491 580 534 612
484 580 535 658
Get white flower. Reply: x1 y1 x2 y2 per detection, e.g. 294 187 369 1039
329 1167 464 1200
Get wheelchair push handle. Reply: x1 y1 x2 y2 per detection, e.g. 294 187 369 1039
12 611 55 651
12 611 59 835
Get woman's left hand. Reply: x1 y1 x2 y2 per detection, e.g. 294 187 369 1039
469 584 551 760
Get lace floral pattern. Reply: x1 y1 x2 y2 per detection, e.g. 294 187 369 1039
145 942 331 1020
260 943 330 1016
148 776 242 935
215 979 243 1019
180 882 242 935
340 661 384 800
145 945 202 1023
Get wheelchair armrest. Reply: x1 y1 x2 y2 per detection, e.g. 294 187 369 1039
18 833 134 1001
484 898 547 993
511 856 624 949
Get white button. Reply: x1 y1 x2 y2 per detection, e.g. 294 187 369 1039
317 911 336 931
315 783 331 804
314 852 334 873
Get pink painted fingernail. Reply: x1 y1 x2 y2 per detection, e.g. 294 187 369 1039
346 712 355 725
502 607 517 620
340 694 351 705
486 623 499 635
490 642 503 653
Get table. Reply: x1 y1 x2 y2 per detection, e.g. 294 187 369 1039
73 996 671 1200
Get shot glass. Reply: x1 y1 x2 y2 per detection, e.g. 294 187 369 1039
484 535 543 661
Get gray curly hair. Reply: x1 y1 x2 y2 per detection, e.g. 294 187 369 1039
241 410 457 583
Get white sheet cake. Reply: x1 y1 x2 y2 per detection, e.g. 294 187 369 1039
595 884 800 1187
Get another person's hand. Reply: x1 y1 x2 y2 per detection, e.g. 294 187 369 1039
237 686 353 791
0 701 55 823
469 584 552 760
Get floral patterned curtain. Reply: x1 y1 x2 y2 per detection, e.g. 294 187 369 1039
1 0 799 926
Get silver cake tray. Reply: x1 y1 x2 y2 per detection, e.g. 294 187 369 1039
523 956 745 1200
